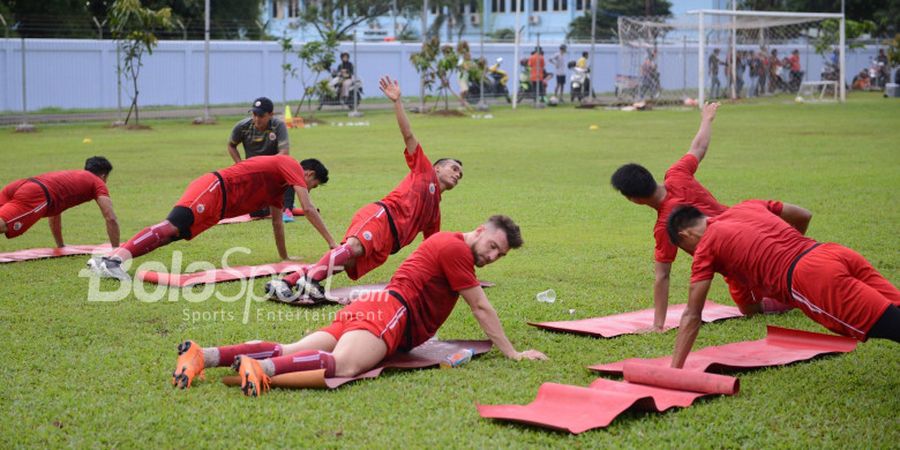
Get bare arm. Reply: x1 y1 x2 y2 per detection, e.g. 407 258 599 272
270 205 288 260
671 279 711 369
688 102 720 162
779 202 812 235
96 196 120 247
379 76 419 155
295 186 337 249
460 285 548 361
227 144 242 164
48 215 64 248
652 262 673 330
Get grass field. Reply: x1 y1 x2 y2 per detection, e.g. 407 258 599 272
0 93 898 448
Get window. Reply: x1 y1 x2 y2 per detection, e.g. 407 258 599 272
272 0 283 19
511 0 524 12
553 0 567 11
533 0 547 12
287 0 300 18
491 0 506 12
576 0 591 11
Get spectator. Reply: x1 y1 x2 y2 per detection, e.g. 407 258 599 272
788 49 803 92
548 44 568 100
708 49 723 99
528 47 547 101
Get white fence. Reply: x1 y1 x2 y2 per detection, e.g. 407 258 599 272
0 38 881 112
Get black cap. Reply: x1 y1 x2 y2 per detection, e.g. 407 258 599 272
249 97 274 115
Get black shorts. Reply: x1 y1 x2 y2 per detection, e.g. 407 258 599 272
556 75 566 85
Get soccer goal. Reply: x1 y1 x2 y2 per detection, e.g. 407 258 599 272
617 10 845 106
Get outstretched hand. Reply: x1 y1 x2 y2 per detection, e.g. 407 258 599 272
701 101 720 121
515 349 549 361
379 76 402 102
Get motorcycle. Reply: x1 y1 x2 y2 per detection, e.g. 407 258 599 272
317 68 363 110
570 65 592 103
466 57 511 103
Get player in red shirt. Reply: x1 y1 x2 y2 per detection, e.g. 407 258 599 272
611 103 800 331
266 76 463 304
666 201 900 368
89 155 336 280
171 215 547 396
0 156 120 248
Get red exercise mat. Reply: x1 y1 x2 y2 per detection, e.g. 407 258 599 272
217 208 306 225
529 301 743 338
0 243 111 264
477 363 740 434
221 339 493 389
136 261 309 287
590 325 857 375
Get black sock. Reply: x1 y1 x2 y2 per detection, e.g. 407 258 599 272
867 305 900 343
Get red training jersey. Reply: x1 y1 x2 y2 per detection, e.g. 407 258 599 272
31 170 110 216
690 200 818 301
654 154 728 263
379 144 442 246
217 154 306 216
387 232 480 348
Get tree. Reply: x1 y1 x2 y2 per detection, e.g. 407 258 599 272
566 0 672 41
109 0 173 126
294 32 339 118
741 0 898 37
410 37 467 111
300 0 419 41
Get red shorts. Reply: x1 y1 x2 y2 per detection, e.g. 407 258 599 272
173 173 224 240
0 179 49 238
342 203 396 280
318 290 408 356
789 243 900 340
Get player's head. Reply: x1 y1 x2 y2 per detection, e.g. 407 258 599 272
666 205 708 255
249 97 274 130
300 158 329 190
433 158 463 192
85 156 113 181
611 163 657 203
470 215 523 267
582 51 588 58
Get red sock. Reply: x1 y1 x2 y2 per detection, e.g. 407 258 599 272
283 269 305 286
271 350 335 377
306 244 354 282
115 221 178 260
216 341 282 367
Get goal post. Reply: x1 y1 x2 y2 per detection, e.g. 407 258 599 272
617 10 845 106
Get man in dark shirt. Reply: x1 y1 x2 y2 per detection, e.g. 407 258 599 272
227 97 297 221
336 52 355 101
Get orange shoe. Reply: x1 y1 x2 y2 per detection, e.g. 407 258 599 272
232 355 271 397
172 340 206 389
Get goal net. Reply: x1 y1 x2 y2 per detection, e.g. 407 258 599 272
617 10 845 105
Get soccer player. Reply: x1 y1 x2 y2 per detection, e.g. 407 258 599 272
172 215 547 396
89 155 336 280
610 102 800 332
265 76 463 303
0 156 119 248
666 201 900 368
227 97 297 222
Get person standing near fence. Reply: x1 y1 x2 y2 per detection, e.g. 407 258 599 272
227 97 296 223
708 49 723 99
548 44 568 101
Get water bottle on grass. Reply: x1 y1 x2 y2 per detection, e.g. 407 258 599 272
440 348 475 369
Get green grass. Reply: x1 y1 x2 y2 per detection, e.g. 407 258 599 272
0 93 898 448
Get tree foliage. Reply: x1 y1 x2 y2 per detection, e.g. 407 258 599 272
109 0 173 125
567 0 672 41
740 0 898 37
299 0 419 41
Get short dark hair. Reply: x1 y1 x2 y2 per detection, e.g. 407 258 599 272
488 215 523 249
433 158 462 168
340 52 350 59
666 205 705 246
84 156 112 177
582 51 588 57
300 158 329 185
610 163 657 198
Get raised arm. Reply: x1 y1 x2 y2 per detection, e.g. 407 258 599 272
294 186 337 249
460 285 548 361
779 202 812 235
96 195 120 247
688 102 719 162
379 76 419 155
671 279 711 369
48 215 64 248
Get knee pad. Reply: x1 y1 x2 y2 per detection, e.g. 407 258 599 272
166 206 194 240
